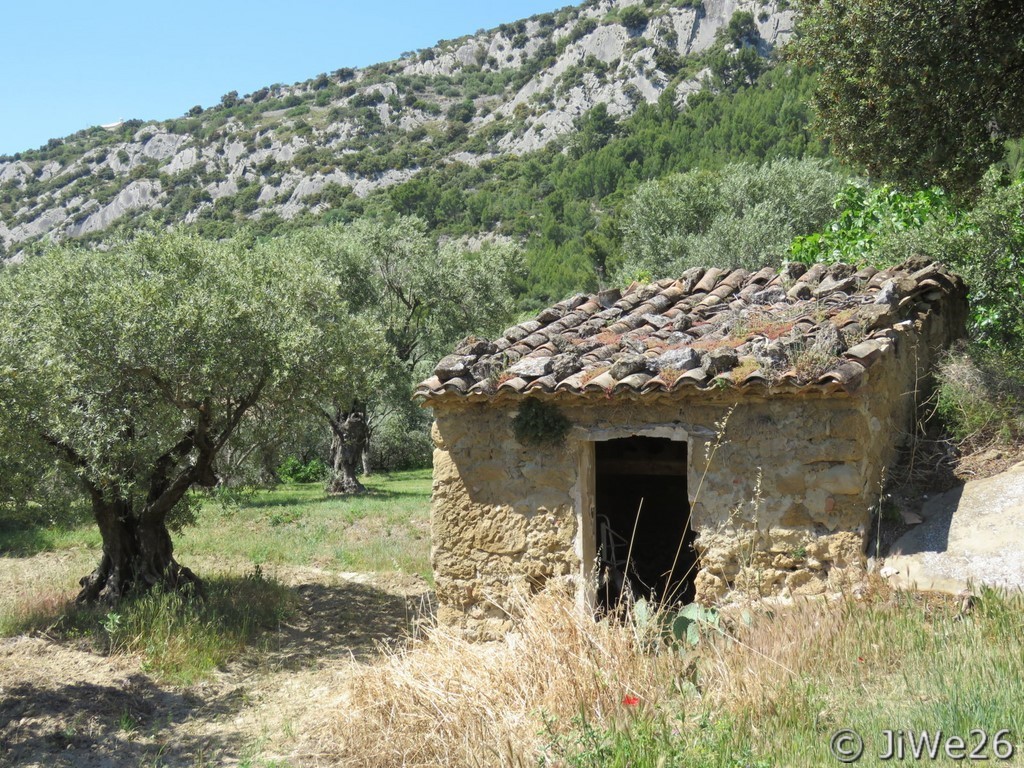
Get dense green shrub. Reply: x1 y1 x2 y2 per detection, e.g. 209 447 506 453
568 18 598 43
786 169 1024 447
619 6 649 32
789 185 956 266
367 410 433 472
446 99 476 123
277 456 329 483
722 10 758 46
935 344 1024 447
789 172 1024 349
793 0 1024 195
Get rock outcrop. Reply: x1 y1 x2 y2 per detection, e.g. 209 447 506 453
0 0 794 256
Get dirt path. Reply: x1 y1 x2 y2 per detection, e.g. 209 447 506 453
0 554 433 767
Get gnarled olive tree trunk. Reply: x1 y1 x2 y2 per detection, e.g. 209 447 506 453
361 443 373 478
76 498 203 604
45 405 234 606
325 404 368 495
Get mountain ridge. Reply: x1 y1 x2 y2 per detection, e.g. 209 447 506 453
0 0 795 258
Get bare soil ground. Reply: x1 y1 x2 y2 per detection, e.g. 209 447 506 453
0 553 434 767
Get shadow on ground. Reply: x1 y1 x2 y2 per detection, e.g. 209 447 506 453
0 673 247 768
0 573 435 767
267 579 435 666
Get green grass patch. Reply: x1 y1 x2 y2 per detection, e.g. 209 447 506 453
2 469 433 578
691 586 1024 766
1 469 432 668
0 568 295 684
540 712 769 768
535 587 1024 767
178 469 432 578
0 522 101 554
0 500 100 554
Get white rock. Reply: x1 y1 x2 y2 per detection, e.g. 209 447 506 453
207 178 238 201
163 146 199 174
11 207 67 241
141 132 187 162
0 161 31 184
38 161 62 182
66 180 162 236
224 140 247 167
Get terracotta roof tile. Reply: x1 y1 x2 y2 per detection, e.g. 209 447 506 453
748 266 777 285
497 376 528 393
584 371 616 391
417 259 967 401
693 267 724 293
526 374 557 392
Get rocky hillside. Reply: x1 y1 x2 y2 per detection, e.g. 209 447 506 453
0 0 795 257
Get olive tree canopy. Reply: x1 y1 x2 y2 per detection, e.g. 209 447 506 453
284 217 523 493
0 232 371 603
616 159 848 281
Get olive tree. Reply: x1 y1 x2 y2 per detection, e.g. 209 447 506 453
0 232 368 603
286 217 522 493
616 158 848 281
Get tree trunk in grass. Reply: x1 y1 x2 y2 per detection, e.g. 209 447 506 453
361 437 372 477
60 428 222 606
326 405 368 495
0 235 353 609
76 500 203 604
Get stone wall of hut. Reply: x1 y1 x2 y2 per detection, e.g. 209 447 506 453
428 307 961 638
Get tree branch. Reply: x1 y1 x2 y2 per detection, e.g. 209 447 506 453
40 432 105 509
145 431 197 506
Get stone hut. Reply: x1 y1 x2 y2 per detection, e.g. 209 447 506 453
416 260 968 638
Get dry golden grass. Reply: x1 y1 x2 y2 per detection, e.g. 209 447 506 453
311 576 1024 768
0 550 95 635
730 356 761 382
315 589 690 767
689 336 746 352
700 595 845 717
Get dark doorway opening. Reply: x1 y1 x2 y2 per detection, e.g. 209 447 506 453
595 436 695 609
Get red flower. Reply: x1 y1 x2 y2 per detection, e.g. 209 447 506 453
622 695 639 706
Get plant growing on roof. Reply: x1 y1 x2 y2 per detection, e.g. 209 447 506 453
512 398 572 447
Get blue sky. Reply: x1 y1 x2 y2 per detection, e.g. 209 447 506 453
0 1 567 157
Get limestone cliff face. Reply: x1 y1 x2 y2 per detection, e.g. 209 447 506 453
0 0 794 256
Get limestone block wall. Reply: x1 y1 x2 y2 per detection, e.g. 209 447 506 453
557 394 877 603
431 394 875 635
858 302 968 498
430 403 580 639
